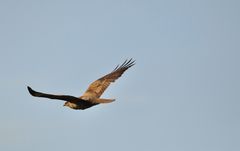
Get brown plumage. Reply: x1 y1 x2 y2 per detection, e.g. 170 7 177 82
27 59 135 110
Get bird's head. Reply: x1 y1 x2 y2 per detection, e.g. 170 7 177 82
63 102 69 107
63 102 78 109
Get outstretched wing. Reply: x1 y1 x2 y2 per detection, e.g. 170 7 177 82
27 86 84 103
83 59 135 98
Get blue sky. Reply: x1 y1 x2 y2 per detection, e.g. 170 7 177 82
0 0 240 151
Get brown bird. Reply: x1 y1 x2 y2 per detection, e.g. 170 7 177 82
27 59 135 110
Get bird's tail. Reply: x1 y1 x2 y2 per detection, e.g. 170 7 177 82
96 98 115 103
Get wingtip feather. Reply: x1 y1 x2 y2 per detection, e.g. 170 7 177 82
27 86 37 96
116 58 136 70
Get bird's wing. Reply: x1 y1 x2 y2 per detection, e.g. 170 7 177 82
83 59 135 99
27 86 84 103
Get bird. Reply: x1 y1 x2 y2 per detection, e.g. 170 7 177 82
27 59 135 110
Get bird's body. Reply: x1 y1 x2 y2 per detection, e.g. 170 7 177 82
63 101 98 110
27 59 135 110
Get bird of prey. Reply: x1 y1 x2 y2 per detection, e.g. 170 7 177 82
27 59 135 110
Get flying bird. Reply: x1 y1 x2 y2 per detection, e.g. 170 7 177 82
27 59 135 110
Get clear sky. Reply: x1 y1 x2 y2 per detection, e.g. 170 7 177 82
0 0 240 151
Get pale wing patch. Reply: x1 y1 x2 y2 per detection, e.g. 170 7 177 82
83 80 110 98
94 80 110 95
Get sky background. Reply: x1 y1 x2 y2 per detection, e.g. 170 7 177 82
0 0 240 151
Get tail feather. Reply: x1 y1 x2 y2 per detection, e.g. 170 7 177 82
95 98 115 103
